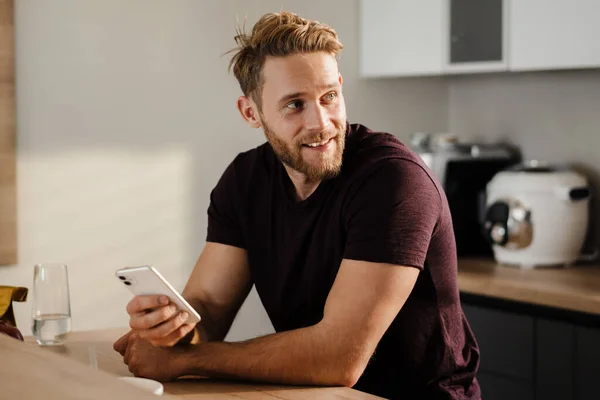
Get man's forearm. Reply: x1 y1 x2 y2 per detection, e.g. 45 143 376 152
176 323 365 387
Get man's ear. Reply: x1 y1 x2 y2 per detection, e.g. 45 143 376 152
237 96 262 128
338 72 343 86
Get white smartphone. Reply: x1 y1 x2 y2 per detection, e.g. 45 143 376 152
115 265 201 324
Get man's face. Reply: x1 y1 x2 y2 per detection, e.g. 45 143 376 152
257 52 347 181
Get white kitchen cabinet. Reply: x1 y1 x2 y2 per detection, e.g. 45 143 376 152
359 0 508 78
360 1 600 78
509 0 600 71
359 1 445 77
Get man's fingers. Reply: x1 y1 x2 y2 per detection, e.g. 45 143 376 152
126 295 169 315
148 322 195 347
162 323 196 346
139 311 189 342
123 338 132 365
130 304 179 330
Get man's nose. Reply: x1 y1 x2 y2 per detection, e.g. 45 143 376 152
304 103 329 133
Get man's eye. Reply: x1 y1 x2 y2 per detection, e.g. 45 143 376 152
286 100 303 110
324 92 337 101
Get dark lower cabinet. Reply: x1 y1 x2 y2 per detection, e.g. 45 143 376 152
536 319 573 400
478 372 534 400
463 305 534 381
462 302 600 400
574 326 600 400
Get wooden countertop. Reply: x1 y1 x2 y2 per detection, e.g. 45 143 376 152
1 328 381 399
457 258 600 316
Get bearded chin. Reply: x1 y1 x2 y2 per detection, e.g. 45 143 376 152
295 136 345 181
262 123 345 181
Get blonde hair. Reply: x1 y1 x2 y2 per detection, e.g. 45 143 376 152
228 11 344 108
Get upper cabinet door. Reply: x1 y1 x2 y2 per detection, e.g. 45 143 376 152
359 0 445 77
510 0 600 71
444 0 508 73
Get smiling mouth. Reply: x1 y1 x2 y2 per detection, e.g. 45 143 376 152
303 137 333 148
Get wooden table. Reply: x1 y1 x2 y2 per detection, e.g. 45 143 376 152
457 257 600 316
0 328 381 399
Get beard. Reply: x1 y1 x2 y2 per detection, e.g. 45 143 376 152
261 117 346 182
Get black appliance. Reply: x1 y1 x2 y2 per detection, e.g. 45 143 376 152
411 133 520 257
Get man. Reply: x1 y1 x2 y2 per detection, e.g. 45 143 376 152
114 11 480 399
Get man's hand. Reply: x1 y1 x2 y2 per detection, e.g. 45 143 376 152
118 294 197 348
121 333 186 382
114 330 132 355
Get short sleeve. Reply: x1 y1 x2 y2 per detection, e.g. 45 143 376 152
343 160 442 270
206 159 246 249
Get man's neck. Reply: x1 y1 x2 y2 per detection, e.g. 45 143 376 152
283 165 321 202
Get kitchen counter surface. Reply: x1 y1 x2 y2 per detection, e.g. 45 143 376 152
1 329 381 400
457 258 600 316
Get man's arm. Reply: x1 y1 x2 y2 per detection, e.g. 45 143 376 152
169 258 418 387
181 242 253 343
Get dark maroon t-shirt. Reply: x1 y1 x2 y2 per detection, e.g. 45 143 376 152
206 123 481 399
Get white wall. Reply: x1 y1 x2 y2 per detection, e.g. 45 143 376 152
1 0 447 339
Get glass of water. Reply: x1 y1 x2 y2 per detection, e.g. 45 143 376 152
31 263 72 346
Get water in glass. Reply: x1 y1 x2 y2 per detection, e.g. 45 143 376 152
31 264 72 345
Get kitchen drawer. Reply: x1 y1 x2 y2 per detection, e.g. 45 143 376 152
463 304 535 381
574 326 600 400
536 319 573 400
478 372 533 400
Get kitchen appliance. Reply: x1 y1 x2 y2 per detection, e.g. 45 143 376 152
411 133 520 257
483 161 592 268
